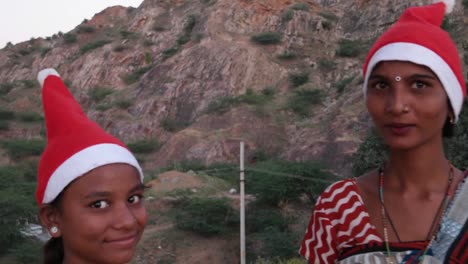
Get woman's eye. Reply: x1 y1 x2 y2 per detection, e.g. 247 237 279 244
370 81 388 90
412 81 428 89
90 200 109 209
128 195 144 204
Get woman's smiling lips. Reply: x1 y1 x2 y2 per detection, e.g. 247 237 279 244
385 123 415 136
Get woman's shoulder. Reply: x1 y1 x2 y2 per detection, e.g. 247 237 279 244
315 178 361 208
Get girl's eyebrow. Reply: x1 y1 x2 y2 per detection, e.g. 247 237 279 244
82 183 145 200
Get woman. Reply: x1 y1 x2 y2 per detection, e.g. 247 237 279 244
36 68 147 264
300 0 467 263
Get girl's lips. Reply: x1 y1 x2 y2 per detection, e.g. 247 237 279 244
105 234 138 248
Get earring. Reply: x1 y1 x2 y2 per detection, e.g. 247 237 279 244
395 76 402 82
50 226 58 234
450 117 455 124
403 105 409 113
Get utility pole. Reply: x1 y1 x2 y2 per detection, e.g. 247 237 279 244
240 141 246 264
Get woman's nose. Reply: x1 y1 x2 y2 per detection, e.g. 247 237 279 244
385 87 409 115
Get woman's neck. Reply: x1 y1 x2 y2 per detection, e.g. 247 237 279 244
385 140 450 193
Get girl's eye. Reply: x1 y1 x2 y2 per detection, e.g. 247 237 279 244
90 200 109 209
128 194 144 204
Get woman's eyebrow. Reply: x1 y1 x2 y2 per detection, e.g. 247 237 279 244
368 74 387 80
411 73 437 80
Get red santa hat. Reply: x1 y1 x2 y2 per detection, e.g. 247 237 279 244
362 0 465 121
36 68 143 204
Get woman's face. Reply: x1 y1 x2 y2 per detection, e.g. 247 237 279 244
366 61 451 150
49 163 147 264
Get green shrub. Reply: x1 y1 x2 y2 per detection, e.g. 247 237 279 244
277 51 297 60
127 139 160 154
0 165 37 255
161 46 179 59
121 66 152 84
351 129 387 176
177 34 191 45
21 79 36 89
1 139 46 160
174 197 239 236
251 32 282 45
160 117 187 132
281 9 294 22
88 87 114 101
247 160 334 205
206 96 240 114
0 120 9 130
77 25 96 34
319 12 338 21
0 83 15 95
254 228 297 260
441 17 455 32
115 99 133 109
318 59 336 71
79 39 111 54
464 0 468 8
286 87 323 117
246 207 289 233
9 238 42 264
184 15 197 33
336 39 362 57
0 110 15 120
17 111 44 122
334 76 355 94
120 30 138 39
290 3 309 11
113 45 127 52
288 72 309 87
41 47 52 57
144 52 153 64
95 103 113 112
63 33 77 44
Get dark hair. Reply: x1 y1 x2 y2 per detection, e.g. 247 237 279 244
442 118 455 138
43 237 64 264
43 193 64 264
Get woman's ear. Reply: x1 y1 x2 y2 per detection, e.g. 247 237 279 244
39 205 62 238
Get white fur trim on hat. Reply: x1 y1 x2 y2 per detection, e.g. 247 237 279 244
363 42 463 122
433 0 455 14
42 143 143 204
37 68 60 88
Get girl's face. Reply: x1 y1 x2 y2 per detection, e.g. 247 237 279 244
41 163 147 264
366 61 451 151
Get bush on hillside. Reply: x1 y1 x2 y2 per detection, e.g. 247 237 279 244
174 197 238 236
251 32 282 45
79 39 111 54
127 139 160 154
336 39 362 57
1 139 46 160
288 72 309 87
17 111 44 122
247 159 334 205
88 87 114 101
286 87 323 117
63 33 77 44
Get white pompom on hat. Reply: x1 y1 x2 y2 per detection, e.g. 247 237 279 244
36 68 143 204
362 0 465 121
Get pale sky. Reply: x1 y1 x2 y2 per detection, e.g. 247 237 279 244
0 0 144 49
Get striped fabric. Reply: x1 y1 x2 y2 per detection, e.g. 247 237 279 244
299 179 382 263
300 177 468 264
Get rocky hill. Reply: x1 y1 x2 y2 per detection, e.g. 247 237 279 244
1 0 466 177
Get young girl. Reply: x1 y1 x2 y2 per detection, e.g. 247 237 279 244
300 0 467 263
36 69 148 264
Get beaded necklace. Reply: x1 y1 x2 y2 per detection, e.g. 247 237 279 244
378 165 454 264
